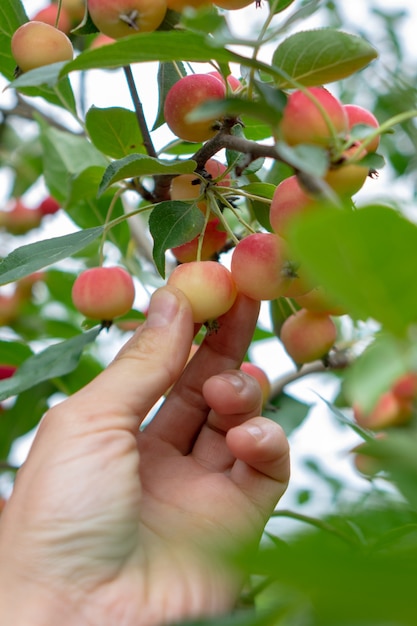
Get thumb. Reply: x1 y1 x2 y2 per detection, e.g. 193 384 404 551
73 286 194 426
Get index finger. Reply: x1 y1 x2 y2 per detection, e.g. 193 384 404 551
145 292 261 453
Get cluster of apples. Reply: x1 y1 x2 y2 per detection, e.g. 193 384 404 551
0 196 60 235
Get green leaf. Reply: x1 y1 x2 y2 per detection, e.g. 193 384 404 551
0 340 32 367
0 227 104 285
187 96 279 127
287 205 417 335
268 0 296 14
149 201 205 277
0 327 101 402
274 141 329 177
10 61 68 89
85 106 146 159
264 392 311 436
272 28 378 87
269 297 299 338
62 31 242 75
239 183 275 231
98 155 197 196
343 333 414 414
40 124 108 203
153 61 187 131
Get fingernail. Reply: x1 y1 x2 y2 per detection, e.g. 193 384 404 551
146 289 179 328
218 370 246 392
245 424 264 441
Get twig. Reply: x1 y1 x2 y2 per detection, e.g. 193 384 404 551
123 65 157 158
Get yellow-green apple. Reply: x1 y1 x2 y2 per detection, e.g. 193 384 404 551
324 145 369 197
11 21 73 72
279 86 348 147
170 158 230 213
280 308 337 364
72 266 136 321
164 73 226 143
87 0 167 38
293 285 347 316
167 261 237 323
59 0 86 22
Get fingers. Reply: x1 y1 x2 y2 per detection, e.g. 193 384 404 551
226 417 290 520
191 370 263 472
146 293 261 452
64 286 195 432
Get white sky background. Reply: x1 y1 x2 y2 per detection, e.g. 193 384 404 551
2 0 417 514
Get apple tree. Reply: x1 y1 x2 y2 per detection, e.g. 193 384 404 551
1 0 417 623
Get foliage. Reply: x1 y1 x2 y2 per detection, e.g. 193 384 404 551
1 0 417 623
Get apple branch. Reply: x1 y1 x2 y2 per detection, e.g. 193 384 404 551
123 65 157 159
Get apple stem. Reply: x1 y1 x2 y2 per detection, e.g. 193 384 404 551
123 65 157 158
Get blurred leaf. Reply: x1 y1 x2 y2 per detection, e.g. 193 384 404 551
264 392 311 436
0 227 104 285
86 106 146 159
149 201 205 277
239 183 275 231
287 205 417 335
0 340 32 366
98 155 197 196
272 28 378 87
40 124 108 204
0 327 101 401
274 141 329 177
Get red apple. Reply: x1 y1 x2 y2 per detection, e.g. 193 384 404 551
344 103 380 153
87 0 167 39
167 261 237 323
0 200 42 235
279 87 348 147
164 73 226 143
32 5 72 34
280 308 337 364
72 266 136 321
231 232 294 301
269 175 318 237
171 218 227 263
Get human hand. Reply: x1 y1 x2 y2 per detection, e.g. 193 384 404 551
0 286 290 626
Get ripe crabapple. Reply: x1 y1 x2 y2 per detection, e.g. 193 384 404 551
72 266 136 321
167 261 237 323
32 5 72 34
87 0 167 38
353 390 414 431
0 293 20 327
38 196 61 216
170 158 230 212
280 308 337 364
392 372 417 401
171 218 227 263
0 365 17 380
344 103 380 153
208 71 241 92
240 361 271 406
279 87 348 147
164 73 226 143
0 200 42 235
89 33 115 48
230 232 294 301
269 175 318 237
11 21 74 72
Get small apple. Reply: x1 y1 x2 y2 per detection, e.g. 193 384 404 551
280 308 337 364
170 158 230 213
167 261 237 323
171 218 227 263
324 145 369 197
32 5 72 33
0 200 42 235
353 390 414 431
164 73 226 143
87 0 167 39
166 0 211 11
208 70 241 92
38 196 61 216
240 361 271 406
279 86 348 147
269 175 318 237
344 103 380 153
231 232 294 301
11 21 74 73
72 266 136 321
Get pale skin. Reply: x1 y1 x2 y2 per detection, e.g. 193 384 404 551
0 286 290 626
